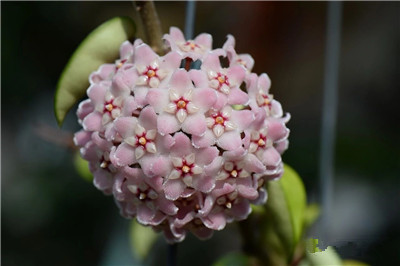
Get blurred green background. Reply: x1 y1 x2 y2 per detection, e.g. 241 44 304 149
2 1 400 265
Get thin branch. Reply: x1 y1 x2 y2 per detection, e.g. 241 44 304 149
184 1 197 40
135 1 166 55
318 1 342 248
34 122 76 151
167 243 177 266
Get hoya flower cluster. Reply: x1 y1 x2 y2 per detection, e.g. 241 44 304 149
74 27 290 243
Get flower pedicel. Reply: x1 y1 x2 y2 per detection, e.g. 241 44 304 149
74 27 290 243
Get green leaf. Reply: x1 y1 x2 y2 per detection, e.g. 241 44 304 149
129 220 159 260
342 260 369 266
305 246 342 266
305 238 322 253
301 245 368 266
213 252 253 266
54 16 136 126
262 164 307 263
232 104 245 110
73 151 92 182
280 164 307 244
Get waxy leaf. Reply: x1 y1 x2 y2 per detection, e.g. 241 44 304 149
304 246 342 266
129 220 159 260
279 164 307 246
240 164 307 265
262 164 307 264
54 16 135 126
342 260 369 266
73 151 92 182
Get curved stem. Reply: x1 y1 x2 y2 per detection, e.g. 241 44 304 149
135 1 166 55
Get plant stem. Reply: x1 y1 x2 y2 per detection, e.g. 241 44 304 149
167 243 177 266
184 1 197 40
238 214 269 266
135 1 166 55
318 1 342 248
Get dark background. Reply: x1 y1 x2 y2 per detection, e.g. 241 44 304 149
2 1 400 265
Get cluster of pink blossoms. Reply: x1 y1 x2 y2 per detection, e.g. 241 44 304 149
74 27 290 243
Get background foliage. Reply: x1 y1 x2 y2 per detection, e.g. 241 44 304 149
2 2 400 265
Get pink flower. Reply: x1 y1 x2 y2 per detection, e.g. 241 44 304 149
247 73 285 119
74 27 290 243
163 27 212 61
114 167 178 225
192 105 254 151
163 132 218 200
146 69 217 136
190 51 249 109
223 34 255 72
134 44 181 88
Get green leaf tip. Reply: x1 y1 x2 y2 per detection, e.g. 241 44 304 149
73 151 93 182
305 246 342 266
54 16 136 127
129 220 159 260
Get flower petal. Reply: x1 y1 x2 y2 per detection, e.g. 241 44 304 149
192 88 218 111
192 130 216 148
244 153 266 173
262 147 282 167
191 226 214 240
194 33 212 49
137 204 156 225
195 146 219 165
114 117 137 139
203 211 226 231
231 110 255 131
164 179 186 201
161 51 182 69
134 44 158 67
87 84 107 105
111 142 136 167
156 197 178 215
93 168 113 194
217 131 242 151
193 175 215 193
227 65 246 86
146 89 169 113
138 106 158 130
82 111 103 131
74 130 91 147
237 183 258 200
202 52 221 72
119 40 133 59
189 69 209 88
150 156 172 177
228 87 249 105
77 99 94 122
230 200 251 220
171 132 192 157
182 113 206 136
169 69 193 95
266 119 289 141
204 156 224 176
157 113 180 136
